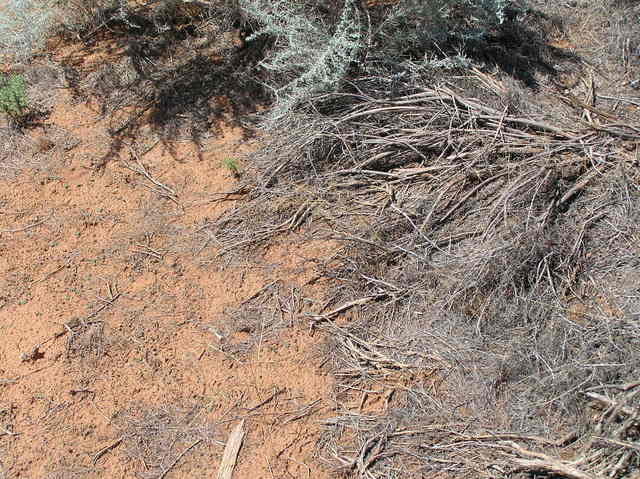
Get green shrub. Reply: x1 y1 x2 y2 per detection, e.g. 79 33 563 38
0 73 28 119
240 0 523 126
241 0 362 124
222 157 241 176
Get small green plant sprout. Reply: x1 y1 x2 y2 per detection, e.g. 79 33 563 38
222 157 241 176
0 73 28 120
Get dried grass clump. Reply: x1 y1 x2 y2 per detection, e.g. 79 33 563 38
208 43 640 479
219 281 305 353
0 0 55 62
318 294 640 477
0 61 74 176
116 405 218 479
0 62 62 131
0 127 39 177
0 123 77 179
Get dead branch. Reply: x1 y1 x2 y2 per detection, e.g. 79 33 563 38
505 442 604 479
308 295 385 325
217 421 245 479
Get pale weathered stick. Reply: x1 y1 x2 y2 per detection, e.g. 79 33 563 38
512 457 603 479
217 420 246 479
506 442 604 479
308 294 387 325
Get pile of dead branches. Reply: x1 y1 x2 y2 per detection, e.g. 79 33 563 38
207 63 640 477
201 0 640 473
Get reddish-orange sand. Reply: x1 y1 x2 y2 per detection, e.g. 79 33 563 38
0 53 335 478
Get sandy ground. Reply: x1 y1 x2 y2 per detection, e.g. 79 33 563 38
0 50 336 479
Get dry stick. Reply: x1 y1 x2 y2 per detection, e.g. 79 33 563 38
217 420 246 479
439 171 509 224
558 90 620 122
438 86 580 137
570 210 607 258
558 166 606 207
603 388 640 432
330 168 401 178
86 288 121 321
610 450 634 478
511 458 601 479
246 388 284 413
355 433 386 476
308 295 385 325
418 173 465 230
484 168 547 240
0 425 19 437
125 148 178 201
342 336 415 371
451 432 578 448
133 245 163 259
138 182 180 205
331 233 393 254
92 436 124 465
598 95 640 108
217 201 313 255
0 214 52 233
355 150 394 169
604 381 640 392
158 439 203 479
594 436 640 453
261 157 293 189
505 442 604 479
590 123 640 140
338 105 431 123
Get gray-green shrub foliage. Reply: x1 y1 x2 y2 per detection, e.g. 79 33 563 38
0 0 55 61
241 0 362 124
241 0 517 126
373 0 515 63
